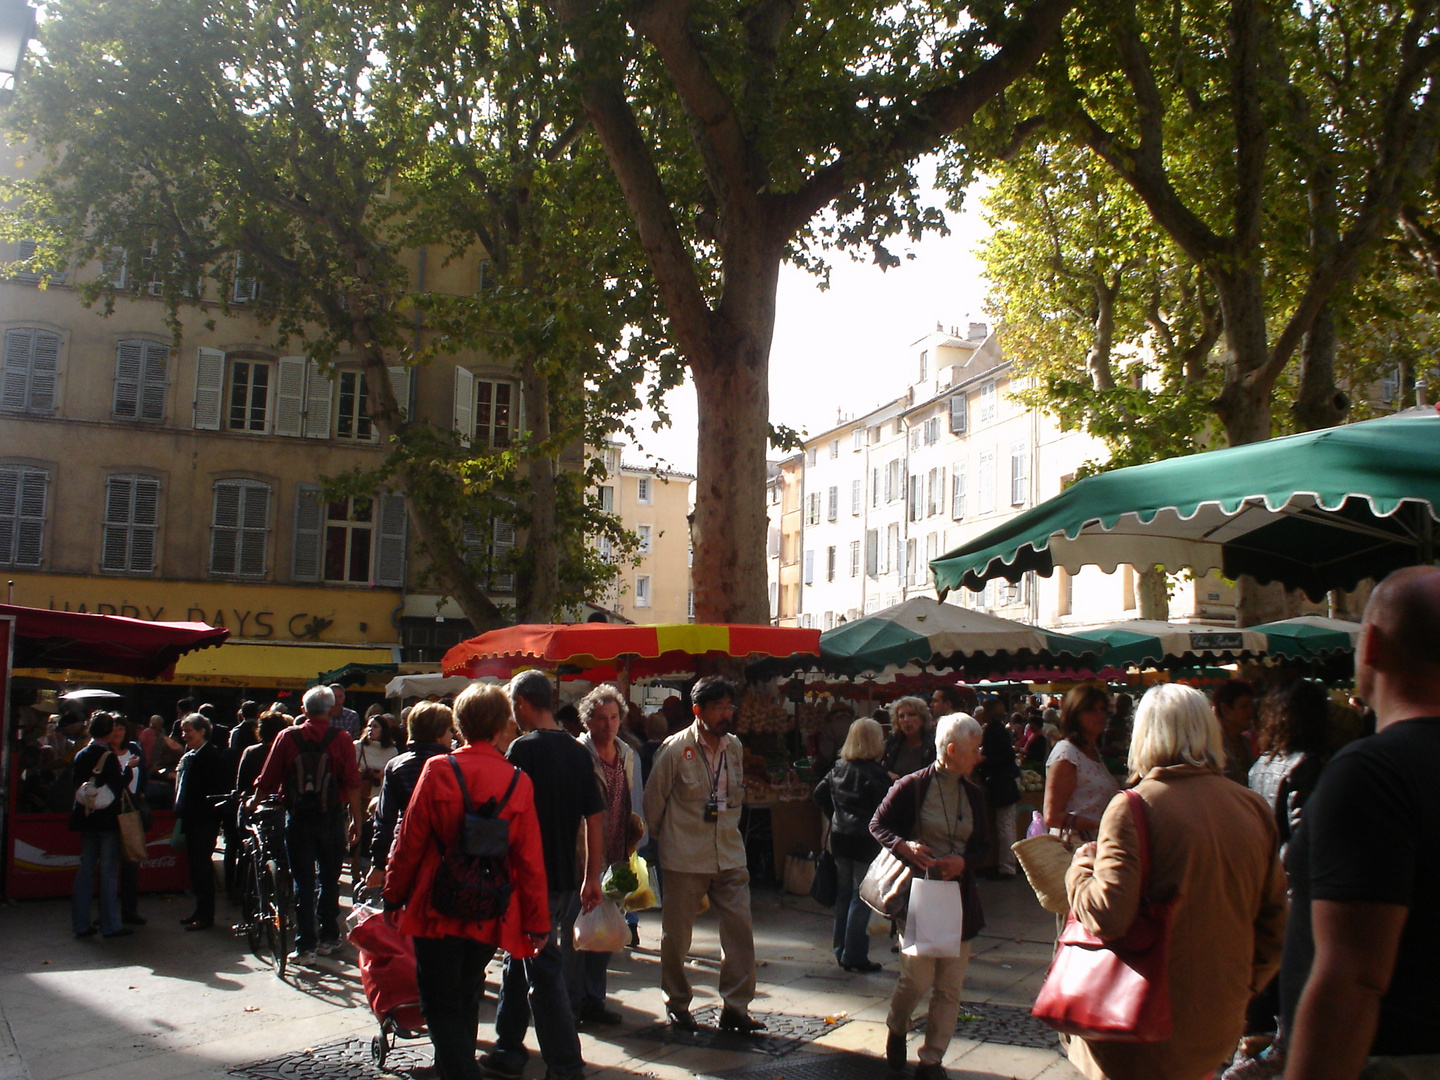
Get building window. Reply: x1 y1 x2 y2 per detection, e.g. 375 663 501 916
638 524 652 553
635 574 651 607
2 328 60 415
952 466 967 520
886 522 899 576
924 416 940 445
977 448 996 514
827 486 838 521
636 476 652 504
806 492 820 526
452 368 516 448
918 349 928 381
687 589 695 620
906 538 918 585
948 393 968 433
336 371 372 440
11 239 66 286
803 549 814 585
1011 441 1028 506
926 532 939 583
0 464 47 567
886 460 901 503
323 496 374 583
195 350 345 437
826 545 836 582
464 518 516 593
807 448 818 467
852 428 863 451
927 466 944 517
828 439 839 459
908 474 922 522
872 467 880 508
851 479 862 516
849 539 861 577
979 381 997 424
910 427 921 451
112 339 168 422
599 485 614 512
598 536 614 563
101 475 159 573
226 358 272 433
864 530 878 576
210 479 270 577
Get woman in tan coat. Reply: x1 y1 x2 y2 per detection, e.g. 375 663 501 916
1064 684 1288 1080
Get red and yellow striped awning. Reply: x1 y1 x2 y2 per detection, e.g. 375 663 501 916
441 623 820 681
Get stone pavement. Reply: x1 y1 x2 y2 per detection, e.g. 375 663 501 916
0 874 1082 1080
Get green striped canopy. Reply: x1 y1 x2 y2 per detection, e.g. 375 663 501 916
1245 616 1361 660
932 410 1440 601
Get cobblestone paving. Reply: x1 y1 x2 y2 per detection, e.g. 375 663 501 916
628 1007 849 1057
920 1000 1061 1050
229 1036 431 1080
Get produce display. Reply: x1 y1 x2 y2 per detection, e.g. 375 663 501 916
1020 768 1044 794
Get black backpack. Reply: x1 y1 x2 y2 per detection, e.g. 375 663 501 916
285 728 340 818
429 757 519 923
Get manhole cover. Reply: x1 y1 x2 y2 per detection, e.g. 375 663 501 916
708 1051 889 1080
918 1001 1059 1050
230 1037 432 1080
629 1007 848 1057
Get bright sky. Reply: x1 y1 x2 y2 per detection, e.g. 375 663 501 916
626 177 994 475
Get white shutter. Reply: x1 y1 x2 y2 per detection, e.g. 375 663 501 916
140 341 168 421
303 359 333 438
231 256 259 303
492 518 516 592
387 365 409 418
274 356 308 437
210 481 241 574
452 367 474 446
291 484 324 581
193 347 226 429
374 493 407 587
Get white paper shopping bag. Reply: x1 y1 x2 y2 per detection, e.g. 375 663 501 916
900 877 964 958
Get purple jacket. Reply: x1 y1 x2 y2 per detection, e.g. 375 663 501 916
870 764 989 941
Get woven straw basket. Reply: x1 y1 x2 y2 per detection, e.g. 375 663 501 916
1011 834 1075 915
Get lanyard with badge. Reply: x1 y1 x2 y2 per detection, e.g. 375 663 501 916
700 740 726 822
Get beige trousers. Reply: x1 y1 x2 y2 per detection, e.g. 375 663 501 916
660 867 756 1014
886 939 973 1065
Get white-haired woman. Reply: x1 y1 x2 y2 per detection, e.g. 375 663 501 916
1064 684 1288 1080
881 697 936 780
814 717 892 972
871 713 989 1080
565 684 645 1025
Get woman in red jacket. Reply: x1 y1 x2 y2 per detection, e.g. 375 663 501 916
384 684 550 1080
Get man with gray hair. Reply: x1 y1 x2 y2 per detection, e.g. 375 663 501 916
482 670 603 1080
253 683 362 963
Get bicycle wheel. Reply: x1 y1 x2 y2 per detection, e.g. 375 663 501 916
241 852 263 958
265 859 295 978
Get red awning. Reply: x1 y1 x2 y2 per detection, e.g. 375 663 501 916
0 604 230 680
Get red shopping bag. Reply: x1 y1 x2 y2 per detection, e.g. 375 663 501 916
348 905 424 1032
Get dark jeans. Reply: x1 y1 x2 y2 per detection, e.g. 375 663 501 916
286 811 346 951
184 819 220 923
72 831 121 935
493 891 584 1076
120 857 140 920
832 854 872 966
414 935 496 1080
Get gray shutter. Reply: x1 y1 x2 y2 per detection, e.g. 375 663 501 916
452 367 474 446
193 347 225 429
374 493 407 587
231 256 259 303
238 481 270 576
113 340 144 419
291 484 324 581
141 341 168 421
210 480 241 574
16 467 45 565
303 359 333 439
865 530 878 576
0 467 17 563
130 478 159 572
387 365 409 419
949 393 968 433
101 476 133 570
27 329 58 414
2 329 34 411
274 356 308 437
491 518 516 592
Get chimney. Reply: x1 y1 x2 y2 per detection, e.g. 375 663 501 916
968 321 988 340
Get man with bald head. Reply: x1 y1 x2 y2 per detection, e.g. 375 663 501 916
1284 566 1440 1080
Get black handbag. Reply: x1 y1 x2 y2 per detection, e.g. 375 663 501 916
810 850 839 906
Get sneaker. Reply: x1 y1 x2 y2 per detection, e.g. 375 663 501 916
479 1051 525 1080
288 948 318 966
315 938 342 956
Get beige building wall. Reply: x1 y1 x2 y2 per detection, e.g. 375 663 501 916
589 446 694 624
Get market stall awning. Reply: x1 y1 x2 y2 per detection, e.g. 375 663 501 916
310 661 398 688
1077 620 1268 669
1245 615 1362 660
816 597 1106 678
0 603 229 680
441 623 821 681
385 674 483 699
171 642 397 688
931 409 1440 602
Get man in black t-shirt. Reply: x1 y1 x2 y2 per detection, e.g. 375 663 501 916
1284 566 1440 1080
484 671 603 1080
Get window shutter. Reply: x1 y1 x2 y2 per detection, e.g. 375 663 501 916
193 347 226 429
15 467 47 566
374 493 407 587
387 365 409 418
210 481 241 574
238 482 270 576
453 367 474 446
803 549 814 585
140 341 168 421
949 394 968 433
462 522 486 566
28 329 58 414
231 256 259 303
274 356 308 437
113 339 143 419
130 478 159 572
952 467 967 520
291 484 324 581
301 359 332 439
865 530 878 576
491 518 516 592
827 486 838 521
2 329 35 411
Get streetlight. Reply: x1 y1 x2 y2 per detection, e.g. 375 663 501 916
0 0 36 105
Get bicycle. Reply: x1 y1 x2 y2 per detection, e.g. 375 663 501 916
215 793 295 977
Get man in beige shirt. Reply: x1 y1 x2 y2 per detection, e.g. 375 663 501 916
643 675 761 1033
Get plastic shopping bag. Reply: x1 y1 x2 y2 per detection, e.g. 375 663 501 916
624 854 659 912
900 878 965 958
1026 810 1047 839
574 900 628 952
